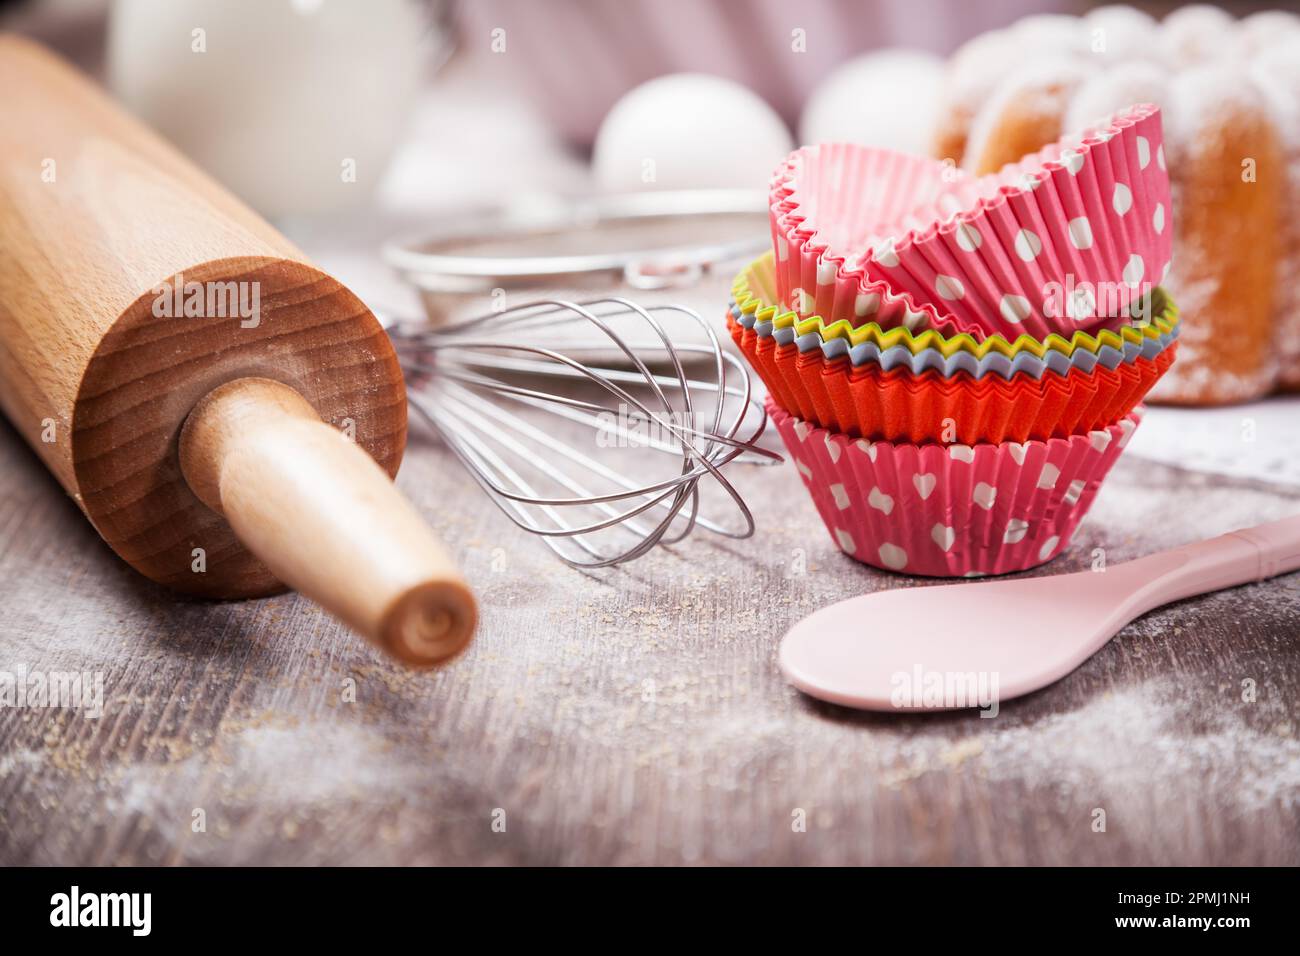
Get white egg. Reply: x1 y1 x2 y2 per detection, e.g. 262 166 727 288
593 73 793 193
798 50 944 156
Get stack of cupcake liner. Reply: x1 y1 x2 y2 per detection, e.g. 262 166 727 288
738 104 1177 577
729 255 1177 444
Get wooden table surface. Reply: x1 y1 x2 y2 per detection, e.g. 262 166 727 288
2 389 1298 865
1 24 1297 867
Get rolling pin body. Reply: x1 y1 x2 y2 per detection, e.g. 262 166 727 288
0 36 474 664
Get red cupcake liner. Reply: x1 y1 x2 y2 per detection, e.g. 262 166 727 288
729 309 1174 444
771 103 1172 341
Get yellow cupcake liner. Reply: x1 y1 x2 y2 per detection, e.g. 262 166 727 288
732 252 1177 362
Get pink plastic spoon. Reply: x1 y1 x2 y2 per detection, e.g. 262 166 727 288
779 516 1300 712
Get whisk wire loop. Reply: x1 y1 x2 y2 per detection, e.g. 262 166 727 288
389 296 776 568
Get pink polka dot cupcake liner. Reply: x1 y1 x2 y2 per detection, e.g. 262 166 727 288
770 103 1172 342
770 399 1140 578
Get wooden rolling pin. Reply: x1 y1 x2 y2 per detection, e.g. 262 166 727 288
0 36 476 666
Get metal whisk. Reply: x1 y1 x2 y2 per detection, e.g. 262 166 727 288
384 298 779 568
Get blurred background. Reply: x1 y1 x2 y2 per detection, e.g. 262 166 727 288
8 0 1291 202
4 0 1300 421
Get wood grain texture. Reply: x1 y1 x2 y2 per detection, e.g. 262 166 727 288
0 36 407 596
1 406 1297 866
72 257 407 597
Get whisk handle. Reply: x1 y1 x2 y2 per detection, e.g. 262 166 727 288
180 378 477 666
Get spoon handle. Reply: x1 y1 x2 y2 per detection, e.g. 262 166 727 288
1124 515 1300 616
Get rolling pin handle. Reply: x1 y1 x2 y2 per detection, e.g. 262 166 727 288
179 377 476 666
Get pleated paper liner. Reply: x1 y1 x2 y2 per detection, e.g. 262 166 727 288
733 302 1177 379
733 251 1177 365
771 400 1140 577
771 103 1172 341
734 312 1173 443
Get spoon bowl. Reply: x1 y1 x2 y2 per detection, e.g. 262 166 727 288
779 516 1300 711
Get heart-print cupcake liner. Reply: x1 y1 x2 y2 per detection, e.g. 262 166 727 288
771 103 1171 340
771 400 1140 577
735 314 1173 443
733 251 1178 369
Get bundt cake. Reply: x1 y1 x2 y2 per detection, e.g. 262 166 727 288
933 4 1300 404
